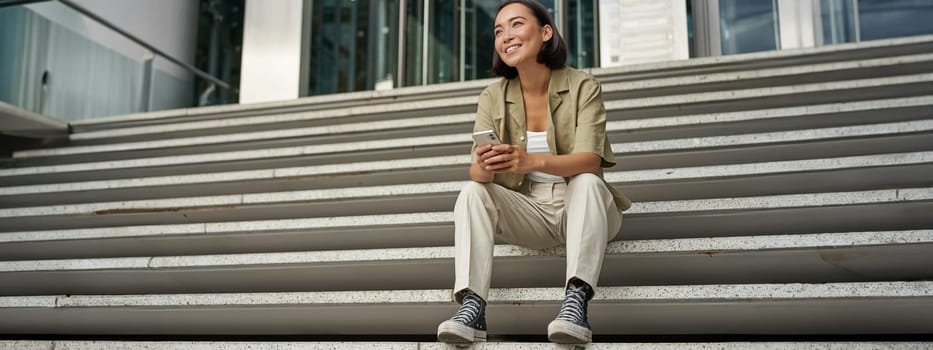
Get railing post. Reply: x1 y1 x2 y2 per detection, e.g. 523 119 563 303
140 50 154 112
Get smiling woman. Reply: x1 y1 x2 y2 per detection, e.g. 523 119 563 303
435 0 632 345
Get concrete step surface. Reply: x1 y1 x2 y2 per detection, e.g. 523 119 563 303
11 93 933 165
1 186 931 258
0 151 933 213
47 52 933 146
64 34 933 130
29 69 933 154
1 282 931 335
2 150 930 209
3 117 930 179
2 341 932 350
1 35 932 341
0 230 930 295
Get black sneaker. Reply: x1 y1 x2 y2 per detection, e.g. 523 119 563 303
547 279 593 344
437 290 487 343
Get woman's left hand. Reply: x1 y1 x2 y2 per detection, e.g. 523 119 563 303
482 144 541 174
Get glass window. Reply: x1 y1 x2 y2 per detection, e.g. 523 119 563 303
463 0 497 81
718 0 780 55
309 0 399 95
858 0 933 41
427 0 458 84
307 0 597 95
821 0 933 45
821 0 857 44
566 0 599 68
403 0 423 86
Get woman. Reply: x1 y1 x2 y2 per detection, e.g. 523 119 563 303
436 0 631 344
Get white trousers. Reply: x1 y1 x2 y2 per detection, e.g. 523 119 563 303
453 173 624 301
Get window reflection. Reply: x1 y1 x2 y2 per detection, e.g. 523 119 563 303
718 0 780 55
821 0 857 44
858 0 933 41
309 0 399 95
308 0 598 95
821 0 933 45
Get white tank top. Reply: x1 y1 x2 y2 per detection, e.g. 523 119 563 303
525 130 565 183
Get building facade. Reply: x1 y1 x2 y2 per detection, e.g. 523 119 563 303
2 0 933 118
246 0 933 103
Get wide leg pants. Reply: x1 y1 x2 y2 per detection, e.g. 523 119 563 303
453 173 624 301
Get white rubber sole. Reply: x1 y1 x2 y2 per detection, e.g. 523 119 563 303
437 320 487 343
547 319 592 344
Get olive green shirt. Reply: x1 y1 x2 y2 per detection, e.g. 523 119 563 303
471 66 632 211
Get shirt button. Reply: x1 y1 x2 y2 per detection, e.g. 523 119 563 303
519 136 525 141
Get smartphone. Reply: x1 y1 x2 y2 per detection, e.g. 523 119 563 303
472 130 502 146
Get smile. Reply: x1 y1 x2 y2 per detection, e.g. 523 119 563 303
505 44 521 54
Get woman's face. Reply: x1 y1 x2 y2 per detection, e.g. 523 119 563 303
494 3 553 69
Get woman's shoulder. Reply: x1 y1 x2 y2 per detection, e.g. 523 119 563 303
553 66 601 95
559 66 599 84
478 76 514 102
481 76 512 92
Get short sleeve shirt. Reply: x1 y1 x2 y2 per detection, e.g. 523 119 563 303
471 66 632 211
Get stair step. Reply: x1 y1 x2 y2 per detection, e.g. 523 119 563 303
0 151 933 208
2 150 930 206
15 113 474 159
7 342 931 350
37 70 933 149
3 117 929 180
65 34 933 130
3 341 931 350
1 282 930 335
51 52 933 145
1 187 931 257
0 231 930 295
2 35 931 342
12 94 933 164
1 181 929 220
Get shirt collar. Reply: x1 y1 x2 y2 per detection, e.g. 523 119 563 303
504 66 570 105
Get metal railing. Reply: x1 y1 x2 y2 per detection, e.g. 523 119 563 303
0 0 230 111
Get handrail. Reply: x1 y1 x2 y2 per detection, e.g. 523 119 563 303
0 0 46 7
0 0 230 90
57 0 230 90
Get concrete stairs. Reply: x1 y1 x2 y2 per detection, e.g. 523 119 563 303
1 35 933 348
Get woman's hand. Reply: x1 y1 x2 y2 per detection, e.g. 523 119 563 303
482 144 541 174
471 144 602 181
469 144 500 182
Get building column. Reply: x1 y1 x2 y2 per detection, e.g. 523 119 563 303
777 0 821 50
240 0 304 104
598 0 689 67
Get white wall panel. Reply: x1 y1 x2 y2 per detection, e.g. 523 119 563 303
240 0 304 104
599 0 689 67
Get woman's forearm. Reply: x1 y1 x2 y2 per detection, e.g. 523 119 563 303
533 152 601 177
470 161 495 182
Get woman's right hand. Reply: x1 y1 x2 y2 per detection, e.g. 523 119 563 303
470 144 500 182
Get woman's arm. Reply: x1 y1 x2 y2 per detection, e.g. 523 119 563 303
481 145 601 177
470 144 498 182
469 88 501 183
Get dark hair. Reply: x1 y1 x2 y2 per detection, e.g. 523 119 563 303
491 0 567 79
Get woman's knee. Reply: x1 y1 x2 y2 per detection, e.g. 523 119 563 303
459 181 491 198
567 173 603 189
456 181 493 207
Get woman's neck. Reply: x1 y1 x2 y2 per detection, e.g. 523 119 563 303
516 64 551 95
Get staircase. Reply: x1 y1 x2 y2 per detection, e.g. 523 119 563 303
1 35 932 349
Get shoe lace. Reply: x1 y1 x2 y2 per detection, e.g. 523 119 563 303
451 294 483 325
555 285 588 323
